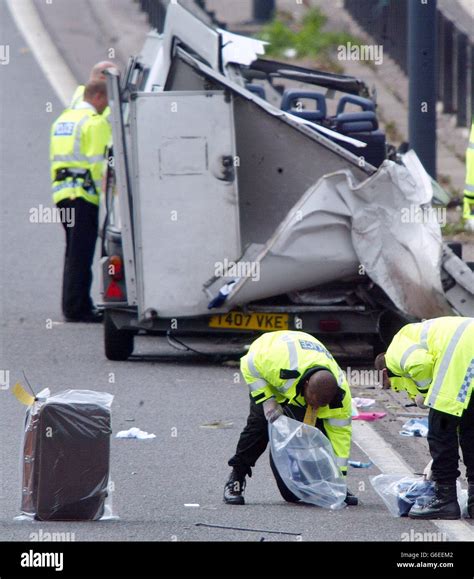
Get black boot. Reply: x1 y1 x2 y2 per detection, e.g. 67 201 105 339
409 482 460 520
468 483 474 519
223 469 246 505
345 489 358 506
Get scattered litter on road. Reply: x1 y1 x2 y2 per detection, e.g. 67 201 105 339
348 460 373 468
399 417 428 437
395 411 429 418
353 412 386 421
195 522 302 537
353 397 376 408
200 420 233 429
125 418 135 422
222 360 239 367
115 427 156 439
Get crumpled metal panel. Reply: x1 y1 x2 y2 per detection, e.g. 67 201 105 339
206 152 454 319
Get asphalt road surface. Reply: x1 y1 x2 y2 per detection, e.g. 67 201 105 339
0 0 472 551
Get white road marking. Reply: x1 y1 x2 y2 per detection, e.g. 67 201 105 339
353 420 474 541
6 0 77 107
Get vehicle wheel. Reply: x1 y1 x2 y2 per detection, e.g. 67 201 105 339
104 310 134 361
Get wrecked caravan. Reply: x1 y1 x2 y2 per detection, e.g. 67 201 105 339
100 2 474 361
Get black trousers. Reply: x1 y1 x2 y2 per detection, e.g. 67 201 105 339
228 396 328 501
57 198 98 319
428 394 474 484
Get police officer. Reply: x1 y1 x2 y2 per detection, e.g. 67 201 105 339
375 317 474 519
50 80 111 322
224 330 356 506
464 120 474 232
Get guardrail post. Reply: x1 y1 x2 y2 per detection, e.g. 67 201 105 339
441 18 454 113
456 31 468 127
253 0 275 22
408 0 437 178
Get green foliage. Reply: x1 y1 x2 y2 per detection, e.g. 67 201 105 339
442 221 468 236
259 8 358 60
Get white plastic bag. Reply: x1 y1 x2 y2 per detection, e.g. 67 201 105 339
371 474 468 517
269 415 347 510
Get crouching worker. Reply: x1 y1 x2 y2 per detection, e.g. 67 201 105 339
375 317 474 520
224 330 357 506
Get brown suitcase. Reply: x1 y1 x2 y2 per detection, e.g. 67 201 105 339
21 392 112 521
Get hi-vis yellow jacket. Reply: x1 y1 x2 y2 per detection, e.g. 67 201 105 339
464 122 474 220
241 331 352 474
386 317 474 417
50 107 110 206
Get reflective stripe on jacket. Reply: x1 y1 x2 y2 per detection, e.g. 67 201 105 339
50 107 110 206
386 317 474 417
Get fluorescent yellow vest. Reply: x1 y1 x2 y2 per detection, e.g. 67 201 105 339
464 122 474 220
241 331 352 473
50 107 110 206
386 317 474 417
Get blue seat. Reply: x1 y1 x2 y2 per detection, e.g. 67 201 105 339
336 94 375 115
332 100 386 167
281 90 327 122
245 83 266 100
335 111 378 133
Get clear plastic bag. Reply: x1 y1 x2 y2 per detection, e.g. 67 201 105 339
371 474 468 517
16 389 117 522
269 415 347 510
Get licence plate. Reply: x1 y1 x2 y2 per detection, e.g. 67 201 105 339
208 312 289 331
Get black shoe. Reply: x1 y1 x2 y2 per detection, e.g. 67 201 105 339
224 469 246 505
468 483 474 519
345 489 358 506
65 309 103 324
409 482 460 520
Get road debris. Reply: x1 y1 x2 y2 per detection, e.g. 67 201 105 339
200 420 234 429
348 460 373 468
195 523 302 537
399 417 428 437
115 427 156 440
353 397 376 408
353 412 387 421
